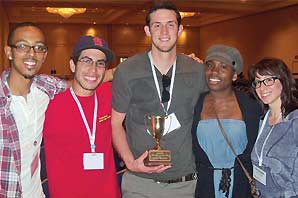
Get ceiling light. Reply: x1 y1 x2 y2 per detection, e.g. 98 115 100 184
179 12 196 19
46 7 86 18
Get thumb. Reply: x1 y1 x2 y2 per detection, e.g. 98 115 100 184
138 150 149 161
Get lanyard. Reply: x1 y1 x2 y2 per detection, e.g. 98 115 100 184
70 87 98 153
255 110 274 166
148 51 176 115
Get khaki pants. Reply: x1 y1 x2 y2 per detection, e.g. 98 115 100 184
122 172 197 198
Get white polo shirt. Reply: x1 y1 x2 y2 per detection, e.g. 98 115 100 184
10 85 49 198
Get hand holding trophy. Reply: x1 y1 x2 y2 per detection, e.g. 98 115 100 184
144 115 171 166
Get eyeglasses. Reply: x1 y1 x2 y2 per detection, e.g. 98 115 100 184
10 44 48 53
161 75 171 103
252 76 279 89
77 57 106 68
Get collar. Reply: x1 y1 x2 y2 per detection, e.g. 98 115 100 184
0 70 12 98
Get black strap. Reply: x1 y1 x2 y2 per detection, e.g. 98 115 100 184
215 116 253 183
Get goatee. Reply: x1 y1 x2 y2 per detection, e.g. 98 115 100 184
23 74 34 79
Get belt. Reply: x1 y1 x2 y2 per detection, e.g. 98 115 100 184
154 173 198 184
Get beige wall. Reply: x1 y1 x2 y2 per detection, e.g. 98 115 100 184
111 25 200 61
0 2 9 71
38 23 109 77
3 5 297 77
177 27 200 55
25 23 200 77
199 5 298 76
111 25 150 57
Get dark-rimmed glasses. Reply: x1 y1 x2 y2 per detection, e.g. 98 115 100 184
252 76 279 89
10 44 48 53
161 75 171 103
78 57 106 68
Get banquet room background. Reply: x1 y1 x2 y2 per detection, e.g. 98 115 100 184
0 0 298 78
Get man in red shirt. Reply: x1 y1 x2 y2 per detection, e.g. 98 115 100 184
43 35 120 198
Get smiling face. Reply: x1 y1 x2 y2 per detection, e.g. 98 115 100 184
70 48 106 96
144 9 183 54
254 72 283 107
4 26 47 80
205 59 237 93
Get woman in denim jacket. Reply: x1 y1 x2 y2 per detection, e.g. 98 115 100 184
249 58 298 198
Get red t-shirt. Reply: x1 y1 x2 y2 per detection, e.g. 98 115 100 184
43 82 120 198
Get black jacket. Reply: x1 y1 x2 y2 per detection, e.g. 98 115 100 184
191 90 261 198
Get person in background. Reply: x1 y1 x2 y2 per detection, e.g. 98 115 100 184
192 45 261 198
43 35 120 197
0 22 67 198
111 1 206 198
249 58 298 198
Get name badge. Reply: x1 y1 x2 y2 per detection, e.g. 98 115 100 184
83 153 104 170
164 113 181 135
31 152 39 177
253 164 266 185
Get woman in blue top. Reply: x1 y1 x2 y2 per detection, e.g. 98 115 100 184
192 45 261 198
249 58 298 198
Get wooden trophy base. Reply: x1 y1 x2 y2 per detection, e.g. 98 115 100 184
144 149 171 166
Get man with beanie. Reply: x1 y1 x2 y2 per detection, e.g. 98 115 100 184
43 35 120 197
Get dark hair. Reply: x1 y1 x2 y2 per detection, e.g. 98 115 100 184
71 54 80 65
145 1 181 27
7 22 46 45
248 58 298 117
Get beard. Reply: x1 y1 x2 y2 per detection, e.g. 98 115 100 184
23 67 35 79
23 74 35 79
12 63 36 80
